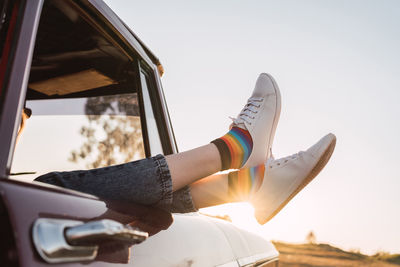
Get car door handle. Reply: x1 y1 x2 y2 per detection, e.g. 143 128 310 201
65 219 148 246
32 218 148 263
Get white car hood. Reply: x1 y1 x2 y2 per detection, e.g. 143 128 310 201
131 213 278 267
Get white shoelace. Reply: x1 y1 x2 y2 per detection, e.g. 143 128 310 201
268 151 303 168
230 97 263 127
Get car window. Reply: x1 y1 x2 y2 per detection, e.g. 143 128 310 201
9 0 154 182
11 93 145 181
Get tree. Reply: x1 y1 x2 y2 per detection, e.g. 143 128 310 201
69 93 145 168
306 231 316 244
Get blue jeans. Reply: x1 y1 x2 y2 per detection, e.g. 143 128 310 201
34 154 197 213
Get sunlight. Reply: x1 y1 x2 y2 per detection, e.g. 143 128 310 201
200 202 263 234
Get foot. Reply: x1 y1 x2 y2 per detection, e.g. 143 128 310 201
212 73 281 170
251 133 336 225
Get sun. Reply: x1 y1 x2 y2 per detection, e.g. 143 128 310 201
200 202 263 234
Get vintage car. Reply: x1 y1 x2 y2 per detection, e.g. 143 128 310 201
0 0 279 266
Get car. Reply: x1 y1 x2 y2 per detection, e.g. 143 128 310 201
0 0 279 266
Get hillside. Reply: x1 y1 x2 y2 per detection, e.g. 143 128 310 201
273 242 400 267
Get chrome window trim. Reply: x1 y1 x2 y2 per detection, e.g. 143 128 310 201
216 260 240 267
237 252 279 267
215 252 279 267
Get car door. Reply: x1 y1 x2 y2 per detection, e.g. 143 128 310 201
0 0 174 266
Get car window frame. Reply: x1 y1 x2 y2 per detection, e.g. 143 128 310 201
0 0 173 178
139 61 174 155
0 0 43 178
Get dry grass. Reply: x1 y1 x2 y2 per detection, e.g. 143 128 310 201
273 242 400 267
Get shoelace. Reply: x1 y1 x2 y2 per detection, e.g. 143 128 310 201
230 97 263 126
268 151 303 168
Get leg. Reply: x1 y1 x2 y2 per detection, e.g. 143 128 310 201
189 164 265 209
166 73 281 213
189 173 229 209
165 144 222 191
188 133 336 225
167 73 281 191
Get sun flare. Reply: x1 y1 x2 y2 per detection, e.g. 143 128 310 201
200 202 263 234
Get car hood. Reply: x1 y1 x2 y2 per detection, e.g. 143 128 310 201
130 212 279 267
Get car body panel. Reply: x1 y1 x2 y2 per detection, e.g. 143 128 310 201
0 178 174 266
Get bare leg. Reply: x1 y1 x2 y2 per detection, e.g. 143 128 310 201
165 143 222 191
189 173 230 209
189 170 257 209
165 142 262 210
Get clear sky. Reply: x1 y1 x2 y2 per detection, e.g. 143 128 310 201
104 0 400 254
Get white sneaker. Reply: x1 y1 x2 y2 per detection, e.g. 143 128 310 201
232 73 281 168
251 133 336 225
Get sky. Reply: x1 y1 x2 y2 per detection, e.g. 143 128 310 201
104 0 400 254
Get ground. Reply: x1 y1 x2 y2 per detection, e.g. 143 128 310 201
273 242 400 267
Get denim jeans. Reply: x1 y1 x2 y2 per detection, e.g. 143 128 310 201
34 154 197 213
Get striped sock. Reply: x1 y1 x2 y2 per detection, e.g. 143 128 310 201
228 164 265 201
211 127 253 170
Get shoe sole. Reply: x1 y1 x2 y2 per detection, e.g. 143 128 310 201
263 73 281 160
258 135 336 224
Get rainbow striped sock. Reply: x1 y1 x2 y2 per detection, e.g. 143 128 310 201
211 127 253 170
228 164 265 201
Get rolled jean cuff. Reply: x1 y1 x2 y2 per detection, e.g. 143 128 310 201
170 185 198 213
152 154 173 210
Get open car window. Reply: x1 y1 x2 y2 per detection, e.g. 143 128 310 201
10 0 151 182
